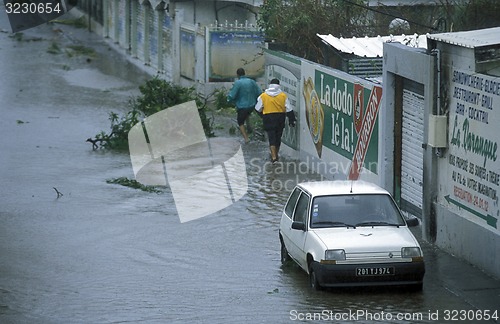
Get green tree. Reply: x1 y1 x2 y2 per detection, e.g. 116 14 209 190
382 0 500 34
442 0 500 31
258 0 500 62
258 0 369 61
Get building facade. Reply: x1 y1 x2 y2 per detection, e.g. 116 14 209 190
382 28 500 279
76 0 266 95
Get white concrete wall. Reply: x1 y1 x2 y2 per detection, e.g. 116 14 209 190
433 41 500 279
383 41 500 280
264 51 386 186
172 0 259 27
435 204 500 278
89 0 264 94
382 42 437 242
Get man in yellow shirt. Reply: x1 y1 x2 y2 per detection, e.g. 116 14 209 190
255 79 296 163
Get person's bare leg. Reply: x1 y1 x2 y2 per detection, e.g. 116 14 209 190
246 118 253 134
239 125 249 143
270 145 278 162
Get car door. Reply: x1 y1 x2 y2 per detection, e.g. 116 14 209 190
280 187 301 255
287 191 311 271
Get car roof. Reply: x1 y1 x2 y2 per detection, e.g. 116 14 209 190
297 180 390 197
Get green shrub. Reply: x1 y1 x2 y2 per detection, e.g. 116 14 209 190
106 177 163 193
213 88 233 110
92 78 214 150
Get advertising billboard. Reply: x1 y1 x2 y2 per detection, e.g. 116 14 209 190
441 68 499 231
300 61 382 182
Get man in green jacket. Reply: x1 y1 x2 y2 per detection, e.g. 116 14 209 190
227 68 262 143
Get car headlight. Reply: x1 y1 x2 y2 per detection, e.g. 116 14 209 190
325 249 346 261
401 247 422 258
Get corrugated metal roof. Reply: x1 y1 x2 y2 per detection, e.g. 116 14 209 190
317 34 427 58
348 58 383 78
426 27 500 48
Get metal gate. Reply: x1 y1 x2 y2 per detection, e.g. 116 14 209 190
105 0 115 39
400 85 424 217
180 27 195 80
148 5 158 69
136 3 145 61
161 13 173 78
117 0 128 48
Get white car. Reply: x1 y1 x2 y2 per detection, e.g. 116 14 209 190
279 180 425 290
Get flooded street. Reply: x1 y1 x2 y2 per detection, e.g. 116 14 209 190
1 11 499 324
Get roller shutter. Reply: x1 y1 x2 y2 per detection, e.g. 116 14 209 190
401 87 424 217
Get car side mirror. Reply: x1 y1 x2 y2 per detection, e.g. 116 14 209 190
291 221 306 231
405 217 419 227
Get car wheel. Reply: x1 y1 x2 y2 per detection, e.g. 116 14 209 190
309 262 322 291
280 240 291 264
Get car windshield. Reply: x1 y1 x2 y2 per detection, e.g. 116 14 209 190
310 194 406 228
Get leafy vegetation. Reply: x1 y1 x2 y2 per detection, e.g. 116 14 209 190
257 0 368 61
213 88 234 111
9 32 23 41
209 87 265 139
377 0 500 34
106 177 163 193
47 41 62 54
52 16 87 29
92 78 214 150
66 44 96 57
93 109 141 150
439 0 500 31
9 32 43 42
257 0 500 63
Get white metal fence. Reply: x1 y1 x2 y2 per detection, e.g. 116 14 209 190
84 0 265 92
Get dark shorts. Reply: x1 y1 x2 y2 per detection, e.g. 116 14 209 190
237 107 254 126
263 113 286 146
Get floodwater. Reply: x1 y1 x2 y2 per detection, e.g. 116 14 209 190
0 12 495 324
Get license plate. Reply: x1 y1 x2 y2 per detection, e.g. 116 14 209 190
356 267 395 276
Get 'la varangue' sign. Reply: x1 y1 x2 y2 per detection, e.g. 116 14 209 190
450 115 498 168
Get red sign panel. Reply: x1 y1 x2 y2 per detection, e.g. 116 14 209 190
348 85 383 180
